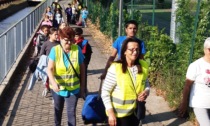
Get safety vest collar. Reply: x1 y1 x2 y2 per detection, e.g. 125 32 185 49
53 45 80 91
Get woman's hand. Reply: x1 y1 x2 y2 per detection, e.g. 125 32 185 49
137 91 148 102
52 82 60 92
178 79 193 118
178 101 188 118
107 109 117 126
79 90 85 99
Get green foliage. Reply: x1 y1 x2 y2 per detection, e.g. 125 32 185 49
88 0 118 39
87 0 210 110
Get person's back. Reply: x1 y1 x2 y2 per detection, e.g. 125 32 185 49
41 15 52 27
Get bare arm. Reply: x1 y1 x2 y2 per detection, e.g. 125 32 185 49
107 108 117 126
137 79 150 101
100 48 117 79
47 59 59 92
178 79 194 117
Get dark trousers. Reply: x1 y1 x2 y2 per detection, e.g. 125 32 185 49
116 113 139 126
67 14 72 24
51 90 78 126
84 64 88 95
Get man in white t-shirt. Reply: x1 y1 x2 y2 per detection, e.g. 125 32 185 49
179 37 210 126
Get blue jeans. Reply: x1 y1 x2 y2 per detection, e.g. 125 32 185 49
82 18 87 27
51 90 78 126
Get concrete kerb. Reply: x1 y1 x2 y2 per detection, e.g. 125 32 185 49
0 19 43 126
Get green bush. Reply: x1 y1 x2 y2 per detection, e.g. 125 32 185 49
87 0 210 112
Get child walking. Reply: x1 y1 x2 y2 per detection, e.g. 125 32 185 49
35 25 49 56
74 28 92 94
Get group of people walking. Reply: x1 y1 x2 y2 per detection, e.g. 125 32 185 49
29 1 92 126
29 1 210 126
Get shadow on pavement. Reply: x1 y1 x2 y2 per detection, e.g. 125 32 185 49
143 111 190 126
87 69 104 76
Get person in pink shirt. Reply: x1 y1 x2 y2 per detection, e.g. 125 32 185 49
41 15 53 27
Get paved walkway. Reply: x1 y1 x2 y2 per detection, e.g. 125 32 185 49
0 26 194 126
0 0 194 126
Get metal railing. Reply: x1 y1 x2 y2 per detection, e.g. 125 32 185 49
0 0 54 83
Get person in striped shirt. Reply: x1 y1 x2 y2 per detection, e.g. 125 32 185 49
101 37 150 126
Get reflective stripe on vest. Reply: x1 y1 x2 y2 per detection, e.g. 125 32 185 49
111 97 135 105
109 60 148 117
51 44 80 91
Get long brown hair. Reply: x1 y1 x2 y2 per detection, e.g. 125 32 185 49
115 37 142 73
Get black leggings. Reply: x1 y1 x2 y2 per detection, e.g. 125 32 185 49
116 113 139 126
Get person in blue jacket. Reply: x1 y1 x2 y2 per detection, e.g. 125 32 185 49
100 20 146 79
81 6 88 27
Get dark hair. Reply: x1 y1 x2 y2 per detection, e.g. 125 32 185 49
59 26 75 39
124 20 138 29
49 27 58 35
116 37 142 73
74 28 83 35
40 25 49 31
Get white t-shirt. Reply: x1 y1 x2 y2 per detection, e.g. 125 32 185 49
187 57 210 108
72 7 76 14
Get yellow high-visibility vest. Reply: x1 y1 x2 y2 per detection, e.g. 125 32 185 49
109 60 148 117
50 45 80 91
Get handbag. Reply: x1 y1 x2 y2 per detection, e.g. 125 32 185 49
135 101 146 120
29 58 39 73
127 68 146 120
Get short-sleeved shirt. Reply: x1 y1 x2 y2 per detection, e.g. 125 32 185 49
112 36 146 59
48 45 84 96
187 57 210 108
39 41 59 56
48 45 84 68
81 10 88 19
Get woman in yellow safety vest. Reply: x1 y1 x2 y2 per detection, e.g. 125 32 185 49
47 26 85 126
101 37 150 126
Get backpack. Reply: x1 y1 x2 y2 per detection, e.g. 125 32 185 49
78 40 92 65
29 58 39 73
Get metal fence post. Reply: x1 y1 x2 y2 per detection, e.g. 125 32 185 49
189 0 201 64
118 0 123 36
